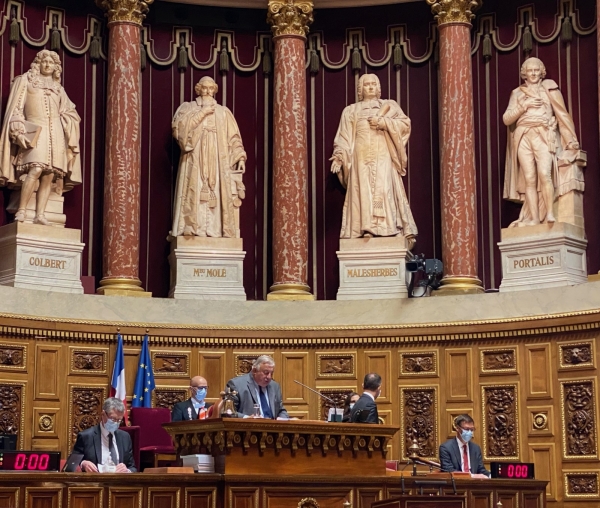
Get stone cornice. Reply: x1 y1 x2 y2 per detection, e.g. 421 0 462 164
267 0 313 38
96 0 153 25
426 0 482 26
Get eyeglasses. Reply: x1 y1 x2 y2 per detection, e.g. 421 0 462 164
460 426 476 432
191 386 209 390
103 411 123 424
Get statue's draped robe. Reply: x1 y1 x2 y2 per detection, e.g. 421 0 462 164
0 72 81 190
332 99 417 239
503 79 579 225
171 98 246 237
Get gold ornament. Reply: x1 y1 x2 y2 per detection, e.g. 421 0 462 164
96 0 153 26
267 0 313 38
39 414 54 432
426 0 482 26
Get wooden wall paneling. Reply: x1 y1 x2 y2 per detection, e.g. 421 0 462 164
0 487 19 508
316 352 357 379
398 349 438 378
67 384 106 451
69 346 109 376
562 470 600 500
399 385 439 461
526 405 554 437
33 407 60 439
226 486 259 508
557 338 596 371
67 487 103 508
0 380 26 449
496 490 518 508
529 443 557 501
559 377 598 460
184 487 217 508
107 487 143 508
233 351 274 378
153 386 188 411
355 487 383 508
281 351 309 405
152 350 190 378
198 351 226 402
0 340 27 371
481 383 520 462
524 344 552 399
479 346 518 375
468 490 492 508
444 349 473 402
521 491 544 508
34 344 62 400
147 487 180 508
444 408 473 440
25 486 62 508
364 351 391 402
261 487 352 508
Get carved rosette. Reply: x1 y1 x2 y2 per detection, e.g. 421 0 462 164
426 0 482 25
560 380 598 459
400 387 438 460
482 384 519 460
267 1 314 39
564 472 600 499
95 0 153 25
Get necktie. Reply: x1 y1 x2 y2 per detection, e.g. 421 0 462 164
462 444 469 473
108 433 118 465
259 387 273 419
198 407 207 419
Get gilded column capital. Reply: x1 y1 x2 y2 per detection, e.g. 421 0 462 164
96 0 153 25
426 0 482 25
267 0 313 38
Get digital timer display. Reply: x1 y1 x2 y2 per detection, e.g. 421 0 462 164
1 451 61 471
490 462 535 479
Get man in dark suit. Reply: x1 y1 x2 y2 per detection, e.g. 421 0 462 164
226 355 289 418
171 376 214 421
350 373 382 424
439 414 490 477
71 397 136 473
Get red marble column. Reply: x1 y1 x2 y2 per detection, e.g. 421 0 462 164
430 1 484 295
96 1 151 296
267 2 314 300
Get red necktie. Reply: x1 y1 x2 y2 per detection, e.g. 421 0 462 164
462 444 469 472
198 407 207 420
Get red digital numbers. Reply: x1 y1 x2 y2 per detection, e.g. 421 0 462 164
504 463 529 478
13 453 50 471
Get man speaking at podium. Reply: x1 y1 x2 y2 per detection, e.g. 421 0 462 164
226 355 289 419
350 373 381 423
439 414 490 478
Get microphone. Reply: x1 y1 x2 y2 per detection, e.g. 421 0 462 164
398 460 412 494
294 380 341 422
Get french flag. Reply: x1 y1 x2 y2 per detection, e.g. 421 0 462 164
110 334 128 425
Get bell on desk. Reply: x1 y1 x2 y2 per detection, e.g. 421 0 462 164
219 386 238 417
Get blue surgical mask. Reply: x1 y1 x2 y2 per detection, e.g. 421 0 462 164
104 420 119 433
461 429 474 443
349 403 355 409
194 387 207 403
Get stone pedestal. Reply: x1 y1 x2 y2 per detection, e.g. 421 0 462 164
0 222 84 293
336 237 409 300
169 237 246 300
498 223 587 292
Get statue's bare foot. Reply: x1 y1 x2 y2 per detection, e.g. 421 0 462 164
34 214 49 226
546 215 556 223
182 226 194 236
519 219 539 227
363 232 373 238
14 209 26 222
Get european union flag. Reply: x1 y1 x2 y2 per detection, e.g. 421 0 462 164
131 335 155 408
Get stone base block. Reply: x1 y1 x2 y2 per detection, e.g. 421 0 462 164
336 236 409 300
169 236 246 300
498 222 587 292
0 222 84 293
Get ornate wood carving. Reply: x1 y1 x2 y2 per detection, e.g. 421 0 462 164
70 347 108 374
298 498 319 508
400 352 437 376
317 354 355 378
480 348 516 374
153 388 188 410
482 384 519 460
152 351 189 377
400 387 438 460
565 472 599 498
68 386 106 450
559 341 594 369
560 379 598 459
0 382 25 448
318 389 353 421
0 343 26 371
234 354 272 376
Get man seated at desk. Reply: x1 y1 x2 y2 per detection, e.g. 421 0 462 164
72 397 136 473
171 375 214 421
226 355 289 419
440 414 490 478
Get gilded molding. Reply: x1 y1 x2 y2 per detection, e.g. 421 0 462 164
95 0 153 25
426 0 482 26
267 0 313 38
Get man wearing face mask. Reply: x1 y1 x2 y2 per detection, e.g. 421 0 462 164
171 376 214 421
350 373 382 424
71 397 136 473
440 414 490 478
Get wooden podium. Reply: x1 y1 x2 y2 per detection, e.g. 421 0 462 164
162 417 400 477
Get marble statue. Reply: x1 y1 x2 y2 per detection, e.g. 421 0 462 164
171 76 246 238
330 73 417 246
503 57 584 228
0 50 81 225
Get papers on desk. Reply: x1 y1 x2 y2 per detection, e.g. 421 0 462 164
181 454 215 473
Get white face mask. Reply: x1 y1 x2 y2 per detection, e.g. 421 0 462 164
104 419 119 433
349 403 355 409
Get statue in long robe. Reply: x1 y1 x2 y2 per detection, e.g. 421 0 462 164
0 50 81 225
171 76 246 238
330 74 417 245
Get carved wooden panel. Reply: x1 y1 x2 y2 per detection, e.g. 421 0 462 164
365 351 390 402
67 486 103 508
227 486 259 508
560 379 598 459
70 346 108 375
108 487 142 508
35 344 61 400
564 471 600 499
529 444 557 500
479 348 517 375
526 405 553 437
0 487 18 508
525 344 552 399
445 349 472 401
199 351 226 401
68 385 106 450
317 353 356 378
497 491 517 508
356 487 383 507
0 381 25 448
0 342 26 371
559 340 595 370
148 487 180 508
261 487 352 508
282 352 308 404
482 384 519 461
25 487 62 508
234 352 273 376
317 388 353 421
400 386 438 460
185 487 217 508
399 351 438 377
153 350 189 377
153 387 188 410
33 407 60 438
